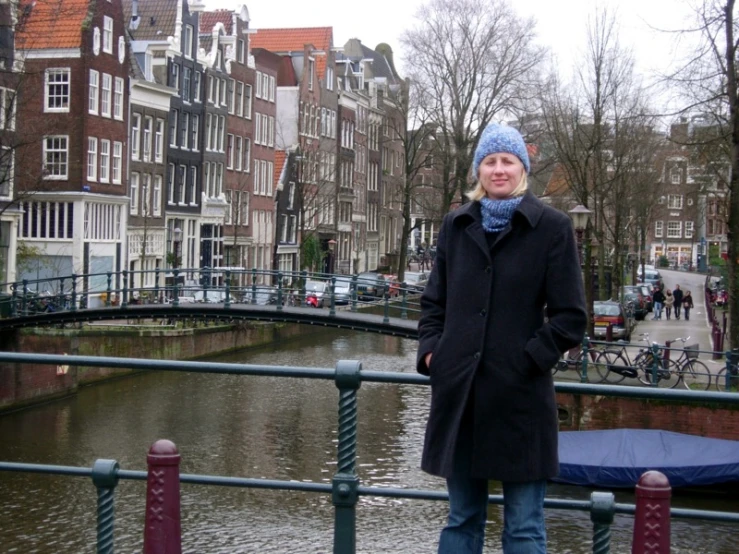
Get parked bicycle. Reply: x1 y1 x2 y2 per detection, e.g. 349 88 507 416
551 345 603 377
663 336 711 391
714 348 739 392
595 333 679 387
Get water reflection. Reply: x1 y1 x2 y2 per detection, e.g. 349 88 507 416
0 328 736 553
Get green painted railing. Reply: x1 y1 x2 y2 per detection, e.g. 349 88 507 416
1 351 739 553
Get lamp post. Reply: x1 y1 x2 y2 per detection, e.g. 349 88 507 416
173 227 182 270
569 205 593 340
327 239 337 275
568 205 592 265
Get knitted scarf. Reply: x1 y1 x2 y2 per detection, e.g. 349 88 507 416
479 196 523 233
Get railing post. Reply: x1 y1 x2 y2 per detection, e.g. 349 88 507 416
329 276 336 317
650 343 661 387
251 269 257 305
154 269 160 304
333 360 362 554
202 267 211 303
224 270 231 308
400 283 408 320
276 272 284 312
580 335 590 383
173 269 180 308
121 270 129 309
106 273 112 307
21 280 28 315
382 283 390 324
300 271 307 308
632 471 671 554
10 282 18 316
71 274 78 312
590 491 615 554
144 439 182 554
91 458 119 554
350 274 357 313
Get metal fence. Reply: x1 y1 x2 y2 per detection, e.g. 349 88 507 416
1 351 739 553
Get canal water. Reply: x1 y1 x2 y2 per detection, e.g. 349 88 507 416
0 328 736 553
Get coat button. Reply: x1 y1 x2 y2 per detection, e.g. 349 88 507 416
473 352 480 360
480 309 486 317
485 266 492 273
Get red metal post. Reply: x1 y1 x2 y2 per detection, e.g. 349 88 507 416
663 341 672 362
632 471 671 554
606 324 613 342
713 325 723 360
144 439 182 554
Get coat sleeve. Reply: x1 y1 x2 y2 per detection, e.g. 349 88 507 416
416 214 450 375
525 219 587 373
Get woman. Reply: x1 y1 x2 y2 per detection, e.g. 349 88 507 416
417 123 587 553
683 290 694 321
663 289 674 320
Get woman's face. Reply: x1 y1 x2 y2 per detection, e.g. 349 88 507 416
478 153 525 199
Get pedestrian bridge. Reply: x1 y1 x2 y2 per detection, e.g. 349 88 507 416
0 268 422 337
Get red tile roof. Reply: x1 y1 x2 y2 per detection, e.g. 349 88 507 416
251 27 332 78
201 10 232 34
17 0 91 50
275 150 287 190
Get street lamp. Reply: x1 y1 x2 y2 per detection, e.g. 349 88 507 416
568 205 592 265
173 227 182 270
327 239 337 275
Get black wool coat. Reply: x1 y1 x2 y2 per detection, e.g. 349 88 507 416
416 192 587 482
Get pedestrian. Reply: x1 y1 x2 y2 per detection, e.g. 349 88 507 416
416 123 587 553
664 289 674 320
673 284 683 320
683 290 694 321
652 286 665 320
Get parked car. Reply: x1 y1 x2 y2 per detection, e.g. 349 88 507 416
592 300 635 341
191 288 237 304
381 274 401 298
638 269 663 289
403 271 429 293
305 280 328 308
330 277 354 305
356 272 385 300
241 286 279 306
621 287 647 321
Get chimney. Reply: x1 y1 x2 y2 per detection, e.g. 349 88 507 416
130 0 140 30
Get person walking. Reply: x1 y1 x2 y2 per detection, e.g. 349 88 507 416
652 287 665 320
664 289 674 320
416 123 587 554
682 290 694 321
673 284 684 320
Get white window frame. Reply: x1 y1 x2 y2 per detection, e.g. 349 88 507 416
103 16 113 54
168 163 175 205
155 119 164 162
191 114 199 152
45 68 70 113
667 220 682 238
153 175 162 216
143 116 153 162
113 77 124 120
101 73 112 117
235 137 242 171
244 84 252 119
141 173 150 216
87 137 98 181
112 141 122 184
131 113 141 160
190 166 197 205
43 135 69 179
88 70 99 114
169 110 178 147
193 71 201 102
184 25 194 59
244 138 251 171
655 220 664 238
227 134 234 169
685 220 694 239
99 139 110 183
130 172 139 215
667 194 684 210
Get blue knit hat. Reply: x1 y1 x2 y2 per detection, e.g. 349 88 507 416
473 123 530 176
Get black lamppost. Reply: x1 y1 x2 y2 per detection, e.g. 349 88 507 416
569 205 593 339
568 205 592 265
328 239 337 275
173 227 182 270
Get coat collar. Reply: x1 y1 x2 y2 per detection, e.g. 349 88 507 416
451 191 545 229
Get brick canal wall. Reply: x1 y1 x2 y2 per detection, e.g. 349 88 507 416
557 392 739 440
0 322 320 413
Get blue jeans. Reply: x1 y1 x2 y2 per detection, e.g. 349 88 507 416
438 434 548 553
653 302 663 319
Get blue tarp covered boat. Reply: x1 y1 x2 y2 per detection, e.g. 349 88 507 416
556 429 739 488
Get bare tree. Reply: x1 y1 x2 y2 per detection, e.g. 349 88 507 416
401 0 542 216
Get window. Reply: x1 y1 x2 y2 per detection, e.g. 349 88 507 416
141 174 150 216
143 117 153 161
308 58 315 90
228 79 235 113
169 110 178 146
184 25 194 58
113 77 124 119
260 160 267 195
269 76 275 102
685 221 694 239
193 71 201 102
208 75 216 103
0 88 15 131
280 214 288 242
131 113 141 160
178 165 187 204
254 159 260 193
101 73 112 117
99 140 110 183
244 84 252 119
244 138 251 171
288 183 295 209
112 142 122 184
218 115 225 151
220 78 227 106
87 137 97 181
667 221 682 238
289 215 297 242
89 70 99 114
153 176 162 216
168 163 175 204
0 148 14 197
268 116 274 147
171 63 179 92
43 136 68 179
45 69 70 112
670 167 681 184
668 194 683 210
190 166 197 205
235 137 242 171
240 191 250 226
255 113 262 144
236 82 244 117
180 112 189 149
182 67 191 102
191 114 199 152
255 71 262 99
227 134 234 169
267 161 273 195
238 40 244 63
655 220 663 238
155 119 164 162
130 173 139 215
103 16 113 54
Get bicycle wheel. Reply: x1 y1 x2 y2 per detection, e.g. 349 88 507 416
594 350 627 384
714 367 739 392
680 360 711 391
637 355 680 388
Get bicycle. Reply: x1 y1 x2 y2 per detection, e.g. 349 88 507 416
595 333 680 387
551 346 601 377
664 336 711 391
714 348 739 392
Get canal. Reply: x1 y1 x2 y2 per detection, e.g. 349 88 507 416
0 328 736 553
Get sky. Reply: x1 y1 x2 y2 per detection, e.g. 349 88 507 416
205 0 700 80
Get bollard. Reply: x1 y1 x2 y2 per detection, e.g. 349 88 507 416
91 458 120 554
590 491 615 554
632 471 671 554
713 325 723 360
605 324 613 342
663 340 672 362
144 439 182 554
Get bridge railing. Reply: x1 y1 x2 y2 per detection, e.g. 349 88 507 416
0 268 424 319
1 351 738 553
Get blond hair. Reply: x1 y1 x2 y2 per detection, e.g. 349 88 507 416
466 172 528 202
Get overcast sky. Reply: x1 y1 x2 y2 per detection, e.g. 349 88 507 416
205 0 699 80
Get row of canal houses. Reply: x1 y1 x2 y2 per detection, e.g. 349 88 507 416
0 0 408 292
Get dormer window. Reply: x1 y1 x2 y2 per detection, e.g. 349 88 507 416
184 25 194 59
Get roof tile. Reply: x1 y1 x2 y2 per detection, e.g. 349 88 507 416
17 0 92 50
251 27 332 78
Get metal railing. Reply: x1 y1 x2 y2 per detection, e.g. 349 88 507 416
1 351 738 553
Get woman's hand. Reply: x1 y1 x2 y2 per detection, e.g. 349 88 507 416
425 352 432 368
